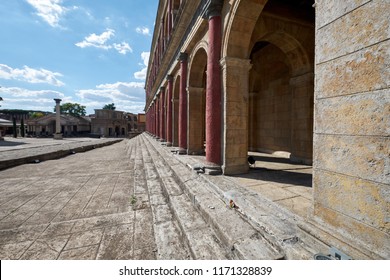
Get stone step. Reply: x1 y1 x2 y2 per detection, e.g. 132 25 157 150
141 133 284 260
134 135 192 260
199 176 315 259
140 135 232 260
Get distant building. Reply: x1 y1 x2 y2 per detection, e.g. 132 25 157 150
91 109 128 137
27 114 91 137
0 118 13 138
137 113 146 132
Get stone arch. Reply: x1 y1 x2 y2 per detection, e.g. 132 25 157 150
188 40 208 87
187 45 208 154
251 31 312 77
248 30 314 163
223 0 268 59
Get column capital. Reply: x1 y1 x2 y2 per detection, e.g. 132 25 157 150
54 98 62 104
160 86 166 92
167 74 173 82
202 0 224 19
178 52 188 62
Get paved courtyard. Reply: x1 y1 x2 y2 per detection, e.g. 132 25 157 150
0 134 317 260
0 139 157 259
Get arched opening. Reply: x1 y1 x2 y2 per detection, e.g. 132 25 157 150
223 0 315 218
247 0 314 165
249 42 293 156
188 47 207 155
172 75 180 146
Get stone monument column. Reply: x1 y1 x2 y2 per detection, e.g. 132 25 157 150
53 98 63 140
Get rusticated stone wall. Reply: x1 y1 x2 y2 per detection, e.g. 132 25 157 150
313 0 390 259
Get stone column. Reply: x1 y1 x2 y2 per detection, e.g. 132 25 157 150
290 72 314 164
173 97 180 147
53 98 63 140
166 75 173 146
178 52 188 153
204 0 223 165
160 87 166 141
221 57 252 175
155 98 160 138
151 104 154 135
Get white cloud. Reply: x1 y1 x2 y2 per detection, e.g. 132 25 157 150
136 26 150 36
134 68 147 80
75 29 115 50
76 81 145 113
0 86 71 111
26 0 69 28
76 29 133 55
0 64 65 87
113 42 133 55
134 52 150 80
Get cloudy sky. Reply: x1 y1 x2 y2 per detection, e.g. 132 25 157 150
0 0 158 114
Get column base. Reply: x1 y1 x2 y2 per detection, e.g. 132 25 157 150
53 133 63 140
178 148 187 155
204 163 222 175
166 142 172 147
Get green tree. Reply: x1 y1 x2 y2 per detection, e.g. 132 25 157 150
103 103 116 110
54 103 86 117
30 112 45 118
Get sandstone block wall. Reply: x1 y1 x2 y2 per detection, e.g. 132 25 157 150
313 0 390 259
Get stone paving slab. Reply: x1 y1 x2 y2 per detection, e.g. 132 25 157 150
0 137 122 170
0 139 155 260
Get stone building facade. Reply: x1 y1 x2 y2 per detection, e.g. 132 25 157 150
27 114 91 137
144 0 389 259
91 109 128 137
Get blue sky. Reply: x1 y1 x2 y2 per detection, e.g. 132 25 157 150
0 0 158 114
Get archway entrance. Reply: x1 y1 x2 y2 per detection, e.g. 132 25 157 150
226 0 315 218
172 76 180 146
247 0 314 165
187 47 207 155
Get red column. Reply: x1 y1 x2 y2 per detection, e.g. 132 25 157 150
160 87 166 141
145 111 147 132
153 103 156 136
178 52 188 153
166 75 173 145
155 99 160 138
205 1 223 165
